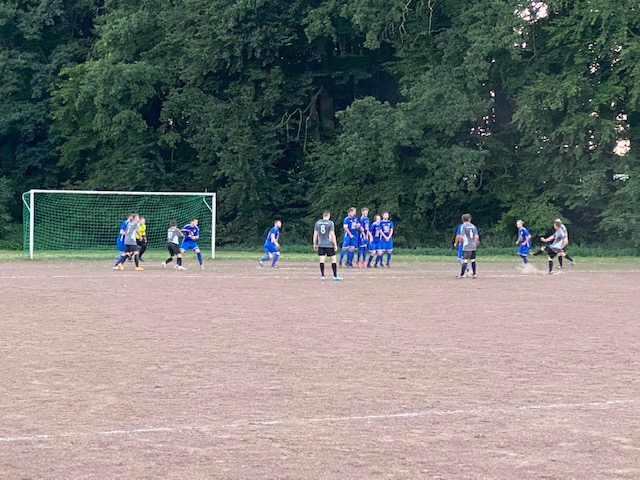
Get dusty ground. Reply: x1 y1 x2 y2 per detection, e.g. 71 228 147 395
0 259 638 479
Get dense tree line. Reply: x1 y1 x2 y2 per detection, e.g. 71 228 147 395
1 0 638 250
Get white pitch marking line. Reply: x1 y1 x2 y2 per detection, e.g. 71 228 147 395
0 399 635 444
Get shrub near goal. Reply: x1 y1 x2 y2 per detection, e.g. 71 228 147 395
22 190 216 259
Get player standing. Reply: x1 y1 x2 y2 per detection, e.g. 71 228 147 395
259 219 282 268
555 218 576 267
113 213 143 271
516 220 532 264
540 220 567 274
455 221 464 266
113 213 132 270
339 207 359 268
162 220 185 269
357 208 371 268
379 212 394 267
455 213 479 278
313 211 343 281
136 216 148 262
181 218 204 269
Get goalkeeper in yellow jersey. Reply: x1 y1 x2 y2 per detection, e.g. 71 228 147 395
136 216 148 262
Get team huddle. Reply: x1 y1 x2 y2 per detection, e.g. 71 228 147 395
113 213 205 270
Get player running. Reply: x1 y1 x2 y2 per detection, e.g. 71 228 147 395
516 220 532 264
455 213 479 278
113 213 143 271
357 208 371 268
540 219 567 274
181 218 204 269
259 219 282 268
339 207 360 268
379 212 394 267
313 210 343 281
162 220 185 269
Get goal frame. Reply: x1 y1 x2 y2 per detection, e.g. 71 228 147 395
23 189 217 260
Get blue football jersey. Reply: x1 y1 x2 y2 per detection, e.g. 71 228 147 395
265 226 279 245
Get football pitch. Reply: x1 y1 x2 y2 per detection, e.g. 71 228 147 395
1 258 639 479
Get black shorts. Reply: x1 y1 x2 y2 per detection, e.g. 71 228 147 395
167 243 181 256
462 250 476 260
125 244 139 253
317 247 336 257
547 248 561 259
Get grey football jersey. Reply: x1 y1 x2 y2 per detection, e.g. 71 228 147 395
167 226 182 245
315 219 335 248
124 221 138 245
460 223 478 251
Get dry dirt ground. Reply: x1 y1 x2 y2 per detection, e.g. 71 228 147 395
1 259 639 479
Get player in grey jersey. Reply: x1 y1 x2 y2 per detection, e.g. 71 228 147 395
313 210 342 281
113 213 143 271
454 213 480 278
162 220 185 269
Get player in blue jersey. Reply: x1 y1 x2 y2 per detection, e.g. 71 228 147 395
259 219 282 268
515 220 532 264
357 208 371 268
339 207 360 268
367 215 381 267
113 213 143 271
180 218 204 269
379 211 394 267
455 213 479 278
454 222 464 266
113 213 132 270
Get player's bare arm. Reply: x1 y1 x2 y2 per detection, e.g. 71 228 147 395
313 230 319 251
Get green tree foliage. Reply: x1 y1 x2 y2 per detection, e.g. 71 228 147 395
1 0 638 249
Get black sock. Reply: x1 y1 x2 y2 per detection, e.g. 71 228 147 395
134 255 139 267
332 262 337 277
565 254 574 261
471 261 476 275
558 256 563 267
320 263 325 276
177 257 182 266
165 258 173 264
548 260 553 273
460 263 467 276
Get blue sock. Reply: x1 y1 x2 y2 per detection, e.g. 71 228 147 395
115 255 126 266
197 252 203 265
346 251 354 264
367 255 374 267
375 256 382 266
386 252 392 265
260 255 270 262
339 250 346 263
458 257 463 266
522 255 528 264
271 253 279 267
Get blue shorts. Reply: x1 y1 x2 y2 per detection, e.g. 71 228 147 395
457 245 463 258
379 239 393 252
517 245 531 256
181 240 200 251
369 242 379 252
358 238 368 250
264 243 279 254
342 235 358 249
116 240 125 252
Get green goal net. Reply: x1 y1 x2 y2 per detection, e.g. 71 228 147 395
22 190 216 258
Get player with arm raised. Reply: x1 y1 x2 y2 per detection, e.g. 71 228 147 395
180 218 204 269
455 213 479 279
379 211 394 268
313 210 342 281
516 220 532 264
259 220 282 268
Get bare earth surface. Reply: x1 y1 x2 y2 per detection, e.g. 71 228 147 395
0 259 639 479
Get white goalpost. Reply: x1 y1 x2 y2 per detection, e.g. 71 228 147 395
22 190 216 260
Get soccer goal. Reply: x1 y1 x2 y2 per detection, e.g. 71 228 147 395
22 190 216 259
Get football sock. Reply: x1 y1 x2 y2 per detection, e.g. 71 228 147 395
565 253 574 262
177 257 182 266
134 255 139 267
386 253 392 265
114 256 125 266
320 263 325 276
339 250 346 263
332 262 338 277
558 256 563 267
471 261 476 275
271 253 279 266
165 257 173 264
458 257 463 266
260 255 270 262
522 255 528 264
367 255 374 267
346 251 354 264
375 256 382 266
460 263 467 276
197 252 203 265
548 260 553 273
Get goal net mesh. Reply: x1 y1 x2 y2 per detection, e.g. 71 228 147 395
23 191 214 254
